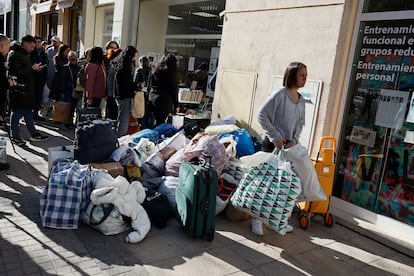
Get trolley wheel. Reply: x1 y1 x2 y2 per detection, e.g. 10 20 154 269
206 226 215 241
324 212 334 227
298 213 310 230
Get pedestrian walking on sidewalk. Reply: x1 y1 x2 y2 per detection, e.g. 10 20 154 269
6 35 48 146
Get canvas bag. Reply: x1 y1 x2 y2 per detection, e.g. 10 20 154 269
231 150 302 235
40 160 92 229
83 202 131 235
132 91 145 118
283 144 327 201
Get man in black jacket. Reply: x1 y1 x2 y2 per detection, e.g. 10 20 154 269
31 36 48 120
6 35 48 146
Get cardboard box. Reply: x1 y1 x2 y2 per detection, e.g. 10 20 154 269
90 162 124 177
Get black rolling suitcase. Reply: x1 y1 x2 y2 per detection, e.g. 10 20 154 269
175 159 218 241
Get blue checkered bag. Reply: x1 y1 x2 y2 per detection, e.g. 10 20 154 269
40 160 93 229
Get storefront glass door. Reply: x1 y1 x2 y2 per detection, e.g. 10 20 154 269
335 3 414 226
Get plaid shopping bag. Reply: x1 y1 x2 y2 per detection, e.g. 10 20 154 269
40 160 92 229
231 155 301 235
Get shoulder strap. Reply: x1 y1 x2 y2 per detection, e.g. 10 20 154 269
67 65 73 82
89 204 115 226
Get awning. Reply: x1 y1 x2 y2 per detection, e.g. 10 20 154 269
56 0 75 10
30 0 54 14
0 0 12 15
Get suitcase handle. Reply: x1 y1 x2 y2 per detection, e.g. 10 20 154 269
318 136 337 152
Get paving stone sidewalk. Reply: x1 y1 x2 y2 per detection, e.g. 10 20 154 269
0 121 413 275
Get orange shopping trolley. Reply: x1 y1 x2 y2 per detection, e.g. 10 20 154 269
297 136 336 229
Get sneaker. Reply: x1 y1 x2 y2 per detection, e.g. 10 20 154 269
11 137 26 146
285 224 294 233
30 133 48 142
251 218 264 236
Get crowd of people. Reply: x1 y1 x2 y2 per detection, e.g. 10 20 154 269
0 33 182 170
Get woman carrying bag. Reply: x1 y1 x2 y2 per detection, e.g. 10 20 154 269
253 61 307 235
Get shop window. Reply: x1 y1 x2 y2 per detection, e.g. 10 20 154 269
363 0 414 13
102 9 113 46
167 0 225 35
94 5 113 48
336 19 414 226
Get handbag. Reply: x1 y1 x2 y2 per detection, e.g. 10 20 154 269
132 91 145 118
230 150 302 235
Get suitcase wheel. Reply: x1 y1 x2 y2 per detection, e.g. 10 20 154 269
206 225 215 241
324 212 334 227
298 212 310 230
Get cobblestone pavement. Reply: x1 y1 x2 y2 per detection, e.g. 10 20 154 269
0 119 413 275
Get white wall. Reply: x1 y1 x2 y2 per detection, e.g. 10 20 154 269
213 0 348 153
136 0 169 59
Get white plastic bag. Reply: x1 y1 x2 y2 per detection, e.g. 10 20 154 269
219 136 237 158
134 138 157 164
240 150 279 169
283 144 326 201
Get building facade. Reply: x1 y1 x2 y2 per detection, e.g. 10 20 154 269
213 0 414 254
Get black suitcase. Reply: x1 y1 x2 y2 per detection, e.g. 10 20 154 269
175 159 218 241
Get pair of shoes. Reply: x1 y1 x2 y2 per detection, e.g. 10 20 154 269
0 163 10 170
251 218 264 236
30 133 48 142
11 137 26 146
285 224 294 233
